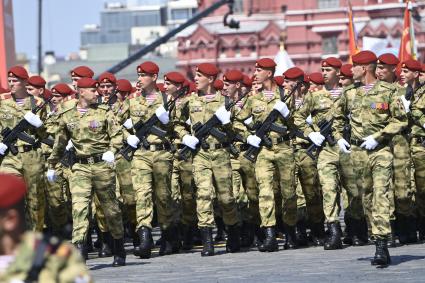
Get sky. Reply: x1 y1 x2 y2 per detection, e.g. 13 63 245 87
13 0 105 59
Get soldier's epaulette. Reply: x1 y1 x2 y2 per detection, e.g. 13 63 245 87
0 93 12 100
128 92 142 99
379 80 396 91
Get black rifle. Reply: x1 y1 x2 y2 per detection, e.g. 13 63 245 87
119 86 187 161
178 93 248 161
1 96 52 156
244 81 302 162
306 118 336 160
60 147 76 168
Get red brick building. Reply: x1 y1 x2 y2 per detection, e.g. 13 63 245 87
176 0 425 76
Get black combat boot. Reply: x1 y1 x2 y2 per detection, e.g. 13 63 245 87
284 224 298 250
371 239 391 266
258 227 278 252
240 222 255 248
182 225 194 250
324 222 342 250
75 242 88 261
200 227 214 256
396 214 409 245
98 232 113 258
193 226 202 246
407 216 418 244
351 219 366 246
137 226 152 259
226 224 241 253
342 215 353 245
214 217 226 242
388 220 397 248
159 227 173 256
86 227 94 253
171 225 182 253
130 223 141 256
112 238 126 267
310 222 325 246
254 225 265 247
418 217 425 242
296 220 308 247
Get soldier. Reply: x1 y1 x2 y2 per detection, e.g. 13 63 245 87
26 75 46 98
0 66 48 232
223 69 260 247
376 53 417 245
399 59 425 242
121 61 179 258
292 73 325 246
339 64 354 87
236 59 298 252
334 50 408 266
175 63 241 256
70 66 94 90
46 78 126 266
0 173 92 283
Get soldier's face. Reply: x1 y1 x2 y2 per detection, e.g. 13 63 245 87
254 68 272 84
223 81 238 96
283 78 298 92
51 94 63 106
71 76 82 90
241 85 250 95
138 73 157 90
80 87 99 104
376 64 396 82
8 76 26 94
98 82 115 97
339 76 353 87
164 80 181 96
321 67 338 84
194 72 213 92
399 68 419 85
25 85 44 97
352 64 365 81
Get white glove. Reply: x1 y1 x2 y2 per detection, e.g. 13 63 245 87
155 105 170 125
306 114 312 125
102 151 115 164
400 95 411 113
247 135 261 148
308 132 325 147
186 118 191 126
65 140 74 151
24 112 43 128
46 169 57 183
215 105 231 125
123 118 133 129
244 116 253 126
182 135 199 149
423 123 425 130
337 138 351 154
0 142 8 155
127 135 140 149
360 135 379 150
273 100 290 118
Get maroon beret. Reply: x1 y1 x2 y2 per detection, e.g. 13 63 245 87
283 67 304 80
352 51 377 65
422 64 425 73
321 57 342 68
213 79 224 90
43 89 52 100
116 79 132 92
0 173 27 209
27 76 46 88
242 75 252 87
98 72 117 84
8 66 29 80
256 58 276 69
71 66 94 78
308 72 324 85
223 70 243 82
156 83 166 92
340 64 353 78
274 76 284 86
137 61 159 75
77 78 99 88
164 72 185 84
377 53 399 66
52 83 75 96
401 59 422 72
197 63 219 77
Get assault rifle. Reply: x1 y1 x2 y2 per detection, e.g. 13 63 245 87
1 96 52 156
306 118 336 160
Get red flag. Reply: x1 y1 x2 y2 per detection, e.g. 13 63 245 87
0 0 16 88
347 0 359 63
399 0 417 62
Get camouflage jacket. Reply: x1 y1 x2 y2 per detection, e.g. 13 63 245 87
410 83 425 138
0 232 92 283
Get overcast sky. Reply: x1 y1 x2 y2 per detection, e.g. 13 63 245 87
13 0 105 59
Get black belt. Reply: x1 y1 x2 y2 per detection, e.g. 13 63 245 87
350 139 363 147
239 144 249 152
201 142 230 150
274 136 291 144
142 143 171 151
75 154 103 164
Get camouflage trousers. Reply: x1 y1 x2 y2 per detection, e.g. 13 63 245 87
192 148 238 228
317 144 363 223
69 162 123 244
351 145 392 239
231 153 260 225
171 156 197 226
294 148 324 224
411 141 425 218
131 149 174 230
255 142 296 227
391 135 414 217
0 149 45 231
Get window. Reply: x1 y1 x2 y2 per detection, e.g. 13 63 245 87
171 9 189 20
233 0 244 14
317 0 339 9
322 35 338 55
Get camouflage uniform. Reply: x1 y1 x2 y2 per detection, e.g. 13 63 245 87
0 94 47 231
0 231 92 283
333 80 408 240
48 104 124 244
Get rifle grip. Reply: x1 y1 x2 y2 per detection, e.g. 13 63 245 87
120 145 134 161
243 147 259 163
178 147 190 161
9 145 18 156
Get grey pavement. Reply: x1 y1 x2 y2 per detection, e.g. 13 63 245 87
89 233 425 283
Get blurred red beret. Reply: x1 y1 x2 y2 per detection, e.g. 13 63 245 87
274 76 284 86
77 78 99 88
309 72 324 85
242 75 252 87
137 61 159 75
340 64 353 78
377 53 399 66
71 66 94 78
116 79 133 92
27 75 46 88
164 72 185 84
256 58 276 69
401 59 422 72
321 57 342 68
98 72 117 84
223 70 243 82
352 51 377 65
8 66 29 80
197 63 219 77
213 79 224 90
52 83 75 96
0 173 27 209
283 67 304 80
